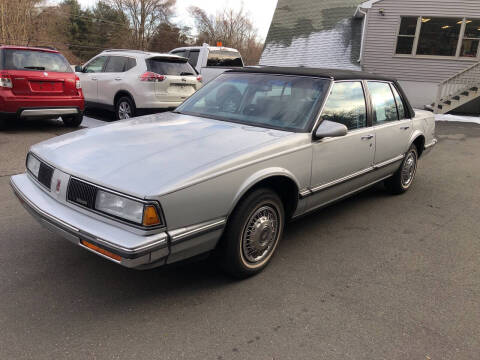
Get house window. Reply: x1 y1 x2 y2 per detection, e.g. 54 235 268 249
461 19 480 57
395 17 418 55
395 17 480 58
417 18 462 56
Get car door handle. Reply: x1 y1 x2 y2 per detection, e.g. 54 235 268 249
361 134 374 140
400 126 410 130
115 78 122 81
91 77 97 81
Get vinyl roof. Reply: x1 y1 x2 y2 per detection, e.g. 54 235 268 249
227 66 395 82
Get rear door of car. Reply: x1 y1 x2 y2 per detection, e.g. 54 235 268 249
146 57 199 102
309 81 376 208
77 55 108 103
366 81 413 166
3 48 77 98
97 55 136 106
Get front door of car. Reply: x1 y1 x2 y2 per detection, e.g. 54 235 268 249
78 56 108 103
366 81 413 166
308 81 375 209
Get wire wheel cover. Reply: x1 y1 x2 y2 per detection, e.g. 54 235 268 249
241 205 279 264
401 151 417 187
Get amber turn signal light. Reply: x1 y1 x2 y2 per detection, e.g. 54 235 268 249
81 240 122 262
142 205 161 226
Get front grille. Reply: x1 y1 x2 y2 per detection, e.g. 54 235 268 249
37 162 54 189
67 178 97 209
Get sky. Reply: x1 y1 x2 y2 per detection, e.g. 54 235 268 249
52 0 278 40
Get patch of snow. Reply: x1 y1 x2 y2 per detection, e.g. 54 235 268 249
435 114 480 125
82 116 107 128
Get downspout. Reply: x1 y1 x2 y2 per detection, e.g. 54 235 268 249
357 8 368 65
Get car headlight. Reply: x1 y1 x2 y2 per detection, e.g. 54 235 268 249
95 190 162 227
26 153 41 177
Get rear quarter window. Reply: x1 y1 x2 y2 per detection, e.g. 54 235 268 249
3 49 72 72
187 50 199 67
146 58 196 75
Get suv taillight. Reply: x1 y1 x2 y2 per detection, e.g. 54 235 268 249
140 72 166 82
0 75 12 88
196 75 203 83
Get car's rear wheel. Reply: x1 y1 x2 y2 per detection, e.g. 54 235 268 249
116 96 135 120
219 188 284 278
62 113 83 127
385 144 418 194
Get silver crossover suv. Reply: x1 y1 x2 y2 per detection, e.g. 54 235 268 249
76 49 203 119
11 67 436 278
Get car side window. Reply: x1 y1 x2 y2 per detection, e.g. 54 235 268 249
391 84 406 120
125 57 136 71
188 50 200 67
321 81 367 130
83 56 107 73
104 56 129 73
367 81 399 124
172 50 186 57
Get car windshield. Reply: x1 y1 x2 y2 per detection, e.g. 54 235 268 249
3 49 72 72
176 73 330 132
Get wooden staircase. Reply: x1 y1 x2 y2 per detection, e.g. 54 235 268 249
434 62 480 114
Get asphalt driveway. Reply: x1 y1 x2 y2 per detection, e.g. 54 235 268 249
0 120 479 359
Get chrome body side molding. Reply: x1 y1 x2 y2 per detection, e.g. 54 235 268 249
168 218 227 244
301 154 405 198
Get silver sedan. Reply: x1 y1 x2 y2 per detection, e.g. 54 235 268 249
11 67 437 278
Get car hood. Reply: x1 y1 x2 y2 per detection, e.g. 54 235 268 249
31 112 303 197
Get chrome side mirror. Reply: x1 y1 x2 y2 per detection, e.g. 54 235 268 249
315 120 348 139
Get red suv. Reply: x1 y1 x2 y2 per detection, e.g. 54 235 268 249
0 45 84 128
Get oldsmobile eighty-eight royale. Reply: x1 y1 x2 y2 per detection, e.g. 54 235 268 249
10 67 437 278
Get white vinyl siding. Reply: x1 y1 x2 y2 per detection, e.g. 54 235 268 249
362 0 480 83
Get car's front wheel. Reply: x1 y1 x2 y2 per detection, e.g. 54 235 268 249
116 96 135 120
385 144 418 194
62 113 84 127
219 188 285 278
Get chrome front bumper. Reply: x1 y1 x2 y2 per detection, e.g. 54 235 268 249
10 173 224 269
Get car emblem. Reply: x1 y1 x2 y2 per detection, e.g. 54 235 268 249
55 179 61 193
44 72 48 77
181 78 186 82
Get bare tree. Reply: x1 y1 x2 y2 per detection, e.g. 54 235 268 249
109 0 175 50
188 6 264 65
0 0 41 45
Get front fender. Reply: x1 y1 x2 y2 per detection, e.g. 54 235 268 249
228 167 301 217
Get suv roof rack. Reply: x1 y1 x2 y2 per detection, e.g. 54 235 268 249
103 49 149 54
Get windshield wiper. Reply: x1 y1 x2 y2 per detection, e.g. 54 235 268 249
24 66 45 70
180 72 194 76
